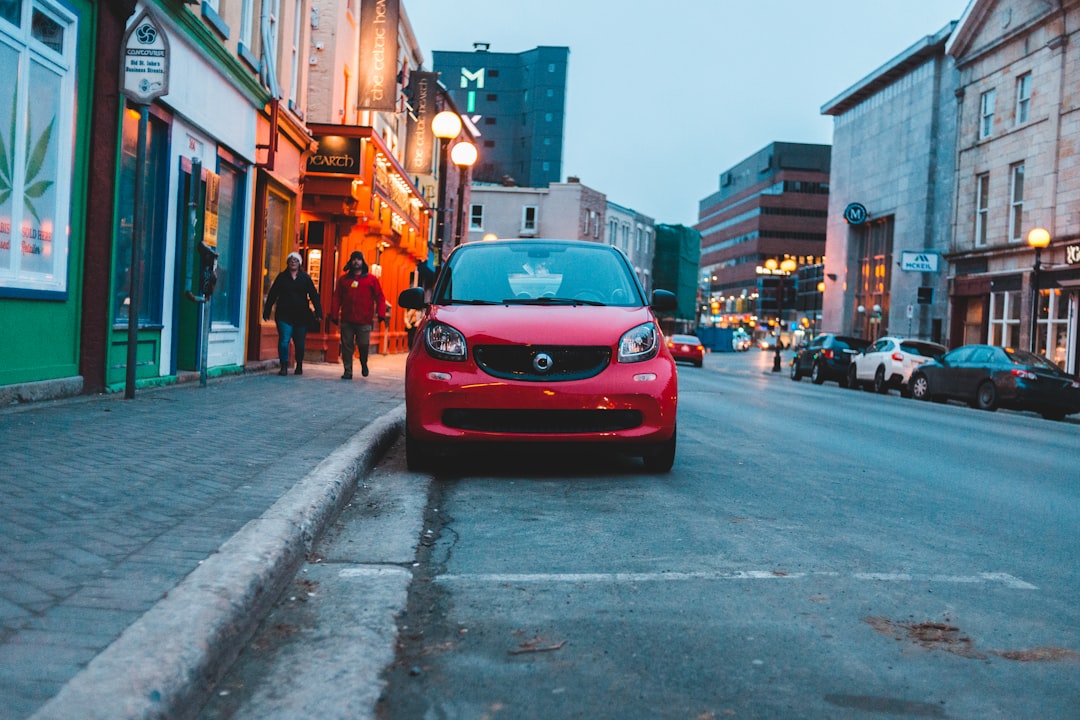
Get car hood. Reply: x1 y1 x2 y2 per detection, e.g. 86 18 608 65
428 304 658 345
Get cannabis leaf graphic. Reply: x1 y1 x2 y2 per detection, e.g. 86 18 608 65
0 87 55 222
23 113 55 225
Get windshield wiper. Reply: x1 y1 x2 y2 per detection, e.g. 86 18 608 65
505 297 605 306
446 298 501 305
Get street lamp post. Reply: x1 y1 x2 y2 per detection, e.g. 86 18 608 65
1027 227 1051 354
450 140 478 247
431 111 463 265
766 257 798 372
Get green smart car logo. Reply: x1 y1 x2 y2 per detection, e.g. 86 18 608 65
0 89 55 225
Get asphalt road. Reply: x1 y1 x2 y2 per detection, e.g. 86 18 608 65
201 349 1080 720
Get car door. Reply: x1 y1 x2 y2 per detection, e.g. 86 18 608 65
954 346 996 400
858 339 890 382
931 347 970 398
800 337 823 373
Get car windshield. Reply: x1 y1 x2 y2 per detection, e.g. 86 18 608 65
434 241 642 306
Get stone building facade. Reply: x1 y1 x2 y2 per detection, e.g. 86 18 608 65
947 0 1080 372
821 23 959 344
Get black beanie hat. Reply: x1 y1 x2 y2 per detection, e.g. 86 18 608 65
343 251 366 272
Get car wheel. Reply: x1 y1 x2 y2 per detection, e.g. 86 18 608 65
1041 409 1066 421
873 366 888 394
695 359 703 368
790 359 802 381
846 364 860 390
975 381 998 411
642 428 676 473
811 362 825 384
405 428 435 472
910 373 930 401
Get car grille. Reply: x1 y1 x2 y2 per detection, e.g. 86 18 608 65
443 409 643 434
474 345 611 382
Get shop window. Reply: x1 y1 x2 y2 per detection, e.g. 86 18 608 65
212 157 248 325
113 106 170 326
1034 288 1069 363
988 291 1021 348
0 0 78 298
262 187 291 308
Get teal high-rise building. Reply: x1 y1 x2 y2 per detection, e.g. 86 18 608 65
432 44 568 188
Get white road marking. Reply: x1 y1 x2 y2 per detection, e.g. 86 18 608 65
435 570 1037 589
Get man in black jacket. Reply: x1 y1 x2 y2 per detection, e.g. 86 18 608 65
263 252 322 376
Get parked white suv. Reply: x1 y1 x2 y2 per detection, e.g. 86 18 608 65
848 336 947 396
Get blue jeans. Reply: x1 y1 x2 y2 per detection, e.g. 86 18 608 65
276 321 308 367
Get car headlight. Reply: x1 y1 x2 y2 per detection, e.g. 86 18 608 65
618 322 660 363
425 321 467 361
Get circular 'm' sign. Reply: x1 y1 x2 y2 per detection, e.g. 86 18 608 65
844 202 868 225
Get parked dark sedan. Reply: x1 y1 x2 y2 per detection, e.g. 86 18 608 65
789 333 871 387
909 344 1080 420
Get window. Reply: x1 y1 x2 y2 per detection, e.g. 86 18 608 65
975 173 989 246
469 204 484 230
988 291 1021 348
521 206 537 233
1015 73 1031 124
114 106 169 324
1034 289 1069 363
262 186 291 308
212 158 248 325
1009 162 1024 242
582 211 590 235
288 0 302 108
545 112 552 122
0 0 78 298
980 89 995 139
853 217 893 340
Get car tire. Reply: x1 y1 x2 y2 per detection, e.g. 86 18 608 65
790 359 802 381
910 373 930 401
975 381 999 411
642 427 676 473
405 428 435 472
873 366 888 394
847 364 860 390
811 362 825 385
1041 409 1066 421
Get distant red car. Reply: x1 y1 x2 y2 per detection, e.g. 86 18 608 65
667 334 704 367
398 239 679 472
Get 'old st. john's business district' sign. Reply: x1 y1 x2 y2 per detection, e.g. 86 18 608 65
122 10 170 104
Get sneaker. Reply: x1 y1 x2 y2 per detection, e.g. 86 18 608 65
361 366 370 377
341 372 352 380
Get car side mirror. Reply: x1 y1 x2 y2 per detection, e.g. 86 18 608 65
651 289 677 312
398 286 426 309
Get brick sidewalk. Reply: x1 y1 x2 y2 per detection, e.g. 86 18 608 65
0 355 406 720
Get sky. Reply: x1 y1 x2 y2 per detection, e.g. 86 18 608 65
404 0 971 227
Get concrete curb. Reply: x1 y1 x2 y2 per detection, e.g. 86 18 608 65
30 404 406 720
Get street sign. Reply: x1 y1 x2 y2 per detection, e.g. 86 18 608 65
121 10 170 104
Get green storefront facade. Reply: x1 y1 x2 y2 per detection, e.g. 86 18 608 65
0 0 99 400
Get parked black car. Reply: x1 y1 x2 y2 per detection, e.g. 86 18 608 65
909 344 1080 420
790 334 871 387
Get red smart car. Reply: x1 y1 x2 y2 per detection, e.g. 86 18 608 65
398 239 679 472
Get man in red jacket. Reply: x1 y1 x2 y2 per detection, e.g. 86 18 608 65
329 251 387 379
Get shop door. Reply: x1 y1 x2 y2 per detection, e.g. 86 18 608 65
173 158 207 372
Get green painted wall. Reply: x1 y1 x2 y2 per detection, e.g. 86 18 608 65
0 0 94 388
